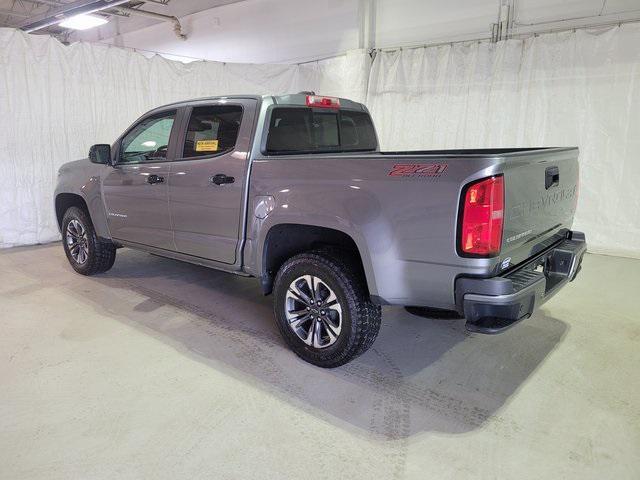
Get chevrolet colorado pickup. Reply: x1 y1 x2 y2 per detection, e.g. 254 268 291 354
55 93 586 367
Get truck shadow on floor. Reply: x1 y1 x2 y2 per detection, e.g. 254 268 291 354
70 249 569 439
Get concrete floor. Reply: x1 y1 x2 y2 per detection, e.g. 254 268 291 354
0 244 638 480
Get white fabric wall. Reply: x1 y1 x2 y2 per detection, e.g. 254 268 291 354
2 24 639 258
368 24 640 258
0 28 369 248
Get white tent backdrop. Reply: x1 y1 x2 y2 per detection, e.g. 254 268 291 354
2 24 639 258
0 28 369 248
367 24 640 259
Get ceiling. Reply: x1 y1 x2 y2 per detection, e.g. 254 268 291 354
1 0 640 63
0 0 246 43
374 0 640 50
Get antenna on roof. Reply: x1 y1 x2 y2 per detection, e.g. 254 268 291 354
297 91 316 95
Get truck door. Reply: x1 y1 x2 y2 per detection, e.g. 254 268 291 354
102 109 178 251
168 99 257 264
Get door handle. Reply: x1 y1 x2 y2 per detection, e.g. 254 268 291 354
545 166 559 189
147 174 165 184
210 174 235 185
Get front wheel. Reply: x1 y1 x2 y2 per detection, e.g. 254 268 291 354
62 206 116 275
273 250 381 368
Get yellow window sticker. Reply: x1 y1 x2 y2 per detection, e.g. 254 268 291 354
195 139 219 152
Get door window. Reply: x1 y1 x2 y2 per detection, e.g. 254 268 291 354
182 105 243 158
120 110 176 164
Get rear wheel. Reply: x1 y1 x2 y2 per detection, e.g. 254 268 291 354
62 206 116 275
273 250 381 368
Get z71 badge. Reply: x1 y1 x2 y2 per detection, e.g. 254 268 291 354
388 163 448 177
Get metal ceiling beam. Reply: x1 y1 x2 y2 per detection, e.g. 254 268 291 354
20 0 131 32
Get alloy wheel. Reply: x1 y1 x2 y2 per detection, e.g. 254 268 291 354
66 219 89 265
285 275 343 349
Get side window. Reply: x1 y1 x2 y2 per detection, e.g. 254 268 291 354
120 110 176 164
182 105 243 158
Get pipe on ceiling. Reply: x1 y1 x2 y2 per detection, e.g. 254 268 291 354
115 5 186 40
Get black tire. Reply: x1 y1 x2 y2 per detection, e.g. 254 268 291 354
273 250 381 368
62 206 116 275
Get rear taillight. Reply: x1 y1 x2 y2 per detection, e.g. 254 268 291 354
459 175 504 256
306 95 340 108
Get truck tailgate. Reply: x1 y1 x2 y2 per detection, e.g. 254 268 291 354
501 147 579 266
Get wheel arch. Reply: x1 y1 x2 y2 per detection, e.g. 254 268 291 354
55 190 111 240
260 223 375 297
55 193 89 231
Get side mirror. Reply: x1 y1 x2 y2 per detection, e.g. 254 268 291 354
89 144 112 165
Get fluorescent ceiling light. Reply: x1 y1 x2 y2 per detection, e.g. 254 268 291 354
59 14 108 30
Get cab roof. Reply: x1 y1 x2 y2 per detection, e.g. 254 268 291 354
147 93 367 114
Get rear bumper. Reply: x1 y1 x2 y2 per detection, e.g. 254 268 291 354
455 231 587 334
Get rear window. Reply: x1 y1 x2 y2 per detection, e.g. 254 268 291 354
266 107 377 154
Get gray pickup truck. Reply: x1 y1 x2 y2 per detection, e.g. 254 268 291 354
54 93 586 367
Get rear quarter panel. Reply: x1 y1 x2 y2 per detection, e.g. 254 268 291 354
246 153 506 308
